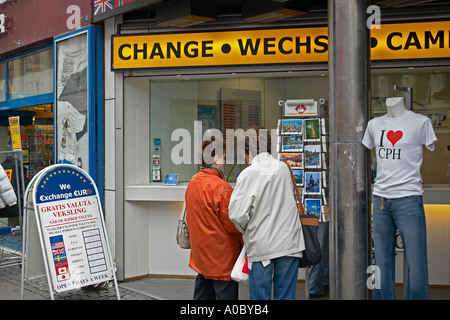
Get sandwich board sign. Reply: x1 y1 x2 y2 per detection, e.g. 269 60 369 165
27 164 119 299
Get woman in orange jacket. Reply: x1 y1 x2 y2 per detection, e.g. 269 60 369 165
185 136 243 300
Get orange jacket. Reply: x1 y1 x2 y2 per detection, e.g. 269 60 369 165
185 167 243 281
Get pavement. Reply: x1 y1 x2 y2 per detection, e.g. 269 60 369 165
0 230 154 301
0 230 308 301
0 222 157 301
0 263 154 300
0 263 320 319
0 261 312 301
0 263 284 301
4 260 450 301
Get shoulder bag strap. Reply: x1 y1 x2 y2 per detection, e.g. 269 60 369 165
283 161 305 215
180 202 187 221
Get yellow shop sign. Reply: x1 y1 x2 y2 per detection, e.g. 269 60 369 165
111 20 450 70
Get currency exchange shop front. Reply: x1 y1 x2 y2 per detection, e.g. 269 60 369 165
108 21 450 286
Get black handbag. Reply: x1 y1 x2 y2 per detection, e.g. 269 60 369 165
284 162 322 268
297 216 322 268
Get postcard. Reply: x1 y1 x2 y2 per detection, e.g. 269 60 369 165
304 118 321 142
304 145 321 168
279 153 303 169
281 119 303 135
292 169 304 186
304 171 321 195
304 198 322 217
282 135 303 152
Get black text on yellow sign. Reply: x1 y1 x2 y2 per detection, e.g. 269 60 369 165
111 21 450 70
8 116 21 151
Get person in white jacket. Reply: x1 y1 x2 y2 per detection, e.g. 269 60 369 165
0 164 17 209
229 127 305 300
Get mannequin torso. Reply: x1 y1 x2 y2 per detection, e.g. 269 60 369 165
386 97 408 118
362 97 437 198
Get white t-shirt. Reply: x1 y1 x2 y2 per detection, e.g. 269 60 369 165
362 111 437 198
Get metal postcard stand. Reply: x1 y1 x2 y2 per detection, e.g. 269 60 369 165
393 85 413 300
21 164 120 300
0 150 25 269
277 99 329 300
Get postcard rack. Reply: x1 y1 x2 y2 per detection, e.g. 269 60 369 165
277 99 329 222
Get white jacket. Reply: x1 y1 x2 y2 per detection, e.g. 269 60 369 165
229 153 305 263
0 164 17 209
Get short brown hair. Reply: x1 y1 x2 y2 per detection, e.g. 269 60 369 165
201 136 226 167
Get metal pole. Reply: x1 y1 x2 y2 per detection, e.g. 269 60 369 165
393 85 412 299
14 156 22 229
328 0 372 300
394 85 414 111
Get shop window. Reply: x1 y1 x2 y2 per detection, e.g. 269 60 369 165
7 49 53 100
145 75 328 183
370 68 450 185
55 32 89 171
127 69 449 186
2 104 54 178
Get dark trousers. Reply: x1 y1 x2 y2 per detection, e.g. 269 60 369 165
193 274 239 300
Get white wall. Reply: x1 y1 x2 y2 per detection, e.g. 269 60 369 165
147 201 195 276
123 77 150 278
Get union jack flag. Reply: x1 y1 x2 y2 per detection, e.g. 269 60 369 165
94 0 114 15
52 248 66 256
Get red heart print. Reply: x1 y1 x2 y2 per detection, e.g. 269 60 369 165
386 130 403 147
